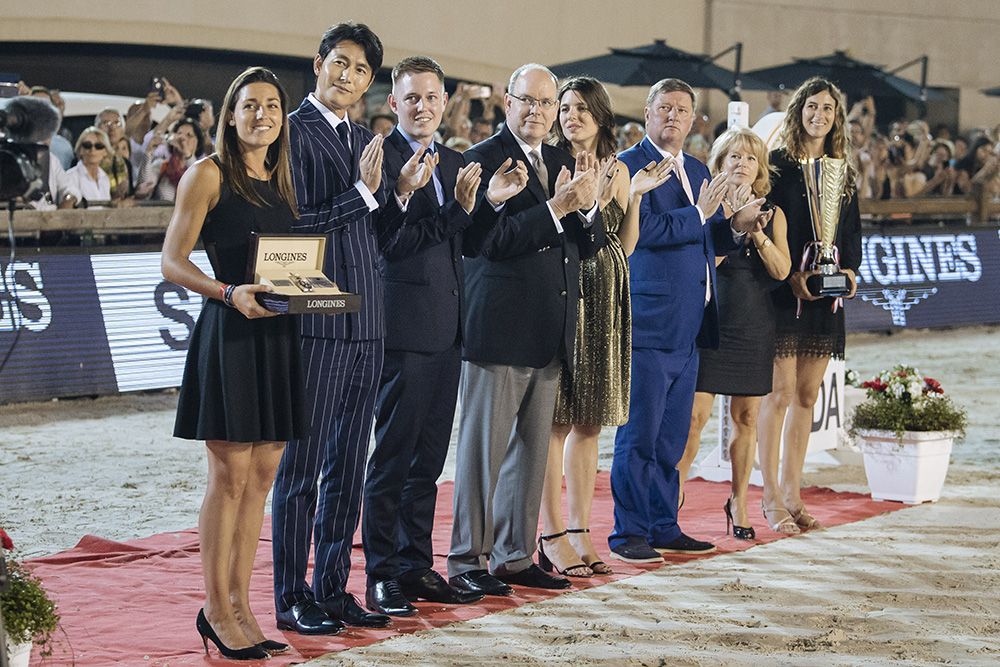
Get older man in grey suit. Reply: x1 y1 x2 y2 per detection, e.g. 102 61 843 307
447 64 605 594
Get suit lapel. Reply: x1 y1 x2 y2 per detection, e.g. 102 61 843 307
297 99 353 185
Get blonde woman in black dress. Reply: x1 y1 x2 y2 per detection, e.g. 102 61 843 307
162 67 307 660
676 127 790 540
538 76 673 577
758 78 861 534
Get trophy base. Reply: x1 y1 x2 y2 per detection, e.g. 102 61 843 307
806 271 851 297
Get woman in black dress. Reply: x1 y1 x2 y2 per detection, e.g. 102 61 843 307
162 67 306 660
678 127 790 540
757 78 861 534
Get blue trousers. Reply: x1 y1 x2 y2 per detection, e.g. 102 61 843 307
271 336 383 611
609 345 699 549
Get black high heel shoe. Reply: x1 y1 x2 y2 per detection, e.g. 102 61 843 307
724 497 756 541
196 609 268 661
256 639 289 655
537 531 592 577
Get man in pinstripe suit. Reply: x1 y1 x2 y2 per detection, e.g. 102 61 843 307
270 22 434 634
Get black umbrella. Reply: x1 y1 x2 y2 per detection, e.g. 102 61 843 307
982 86 1000 97
744 51 947 103
550 39 768 100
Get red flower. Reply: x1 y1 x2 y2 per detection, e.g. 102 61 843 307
1 528 12 551
862 379 888 392
923 377 944 394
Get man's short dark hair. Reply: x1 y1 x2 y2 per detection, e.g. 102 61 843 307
392 56 444 86
645 78 697 110
318 22 383 78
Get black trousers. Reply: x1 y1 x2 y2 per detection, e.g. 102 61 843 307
362 341 462 584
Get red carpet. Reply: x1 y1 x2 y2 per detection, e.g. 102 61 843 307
25 475 906 666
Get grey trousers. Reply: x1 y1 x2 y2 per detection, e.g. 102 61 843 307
447 358 561 577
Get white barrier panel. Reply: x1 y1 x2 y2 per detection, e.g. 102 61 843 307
91 251 212 392
691 359 846 484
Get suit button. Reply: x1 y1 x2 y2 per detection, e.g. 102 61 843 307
560 290 567 296
452 289 459 296
700 279 707 285
342 263 348 269
564 257 569 264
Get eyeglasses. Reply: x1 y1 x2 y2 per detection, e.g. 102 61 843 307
509 93 557 110
80 142 106 150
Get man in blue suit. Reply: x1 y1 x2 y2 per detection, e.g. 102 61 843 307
361 56 528 616
610 78 766 562
271 22 433 634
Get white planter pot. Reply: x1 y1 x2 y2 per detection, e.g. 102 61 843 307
856 429 954 504
5 640 32 667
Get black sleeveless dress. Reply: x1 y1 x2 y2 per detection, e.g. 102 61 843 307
695 214 778 396
173 162 309 442
767 149 862 360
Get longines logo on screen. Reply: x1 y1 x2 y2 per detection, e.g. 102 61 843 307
855 233 981 326
0 261 52 332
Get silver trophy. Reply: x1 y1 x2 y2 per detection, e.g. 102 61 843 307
800 156 851 297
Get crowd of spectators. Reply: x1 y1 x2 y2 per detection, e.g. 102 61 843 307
10 77 215 209
9 74 1000 213
846 96 1000 202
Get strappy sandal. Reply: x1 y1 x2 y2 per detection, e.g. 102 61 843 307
761 501 800 534
789 506 826 531
537 531 592 577
566 528 612 575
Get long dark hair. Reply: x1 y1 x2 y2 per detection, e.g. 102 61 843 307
954 136 993 175
215 67 297 216
552 76 618 160
776 77 856 191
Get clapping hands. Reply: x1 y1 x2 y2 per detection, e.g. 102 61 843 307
485 157 529 206
397 145 439 198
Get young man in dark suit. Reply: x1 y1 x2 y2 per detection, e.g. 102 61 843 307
361 56 528 616
610 78 767 563
447 64 605 595
270 22 434 634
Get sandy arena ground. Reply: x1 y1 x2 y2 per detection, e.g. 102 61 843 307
1 326 998 665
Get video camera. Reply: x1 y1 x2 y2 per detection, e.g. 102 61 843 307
0 75 55 203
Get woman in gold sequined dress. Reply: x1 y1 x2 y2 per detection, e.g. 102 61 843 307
537 76 673 578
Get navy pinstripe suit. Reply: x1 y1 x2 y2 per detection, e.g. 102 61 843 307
271 96 403 611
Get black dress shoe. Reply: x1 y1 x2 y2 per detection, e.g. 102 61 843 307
401 570 484 604
495 563 571 590
320 592 392 628
366 580 417 616
650 532 716 554
449 569 513 597
275 600 344 635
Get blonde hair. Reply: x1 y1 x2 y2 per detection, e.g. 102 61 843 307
709 127 774 197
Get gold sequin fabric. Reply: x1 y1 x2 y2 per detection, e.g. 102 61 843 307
554 197 630 426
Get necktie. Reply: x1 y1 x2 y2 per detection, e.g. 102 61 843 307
530 149 549 198
676 157 695 205
428 147 444 205
335 120 350 151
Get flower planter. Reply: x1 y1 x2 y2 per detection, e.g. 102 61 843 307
5 640 32 667
856 429 954 504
